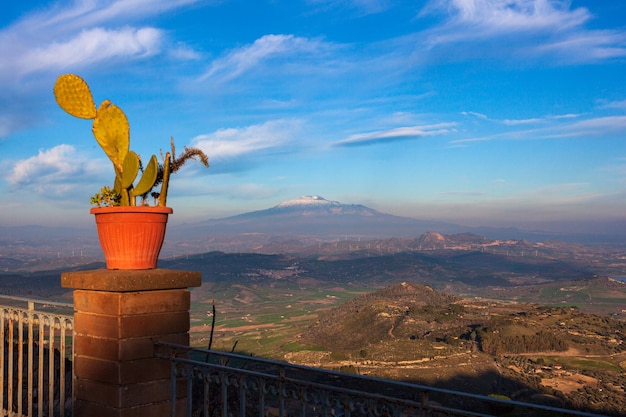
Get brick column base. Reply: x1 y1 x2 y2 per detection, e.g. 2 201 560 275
62 269 201 417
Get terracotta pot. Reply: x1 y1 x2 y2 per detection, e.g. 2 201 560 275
90 206 173 269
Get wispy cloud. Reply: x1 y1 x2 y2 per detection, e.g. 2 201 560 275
419 0 626 63
198 34 336 85
7 0 199 34
191 119 304 161
451 115 626 144
8 26 163 76
6 144 104 196
306 0 391 15
502 118 544 126
334 123 456 147
599 99 626 110
555 116 626 138
0 0 200 81
461 111 488 120
423 0 590 36
461 111 583 127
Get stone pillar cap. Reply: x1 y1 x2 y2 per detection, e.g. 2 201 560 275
62 269 202 292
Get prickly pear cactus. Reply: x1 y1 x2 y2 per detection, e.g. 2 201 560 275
54 73 209 207
54 74 151 206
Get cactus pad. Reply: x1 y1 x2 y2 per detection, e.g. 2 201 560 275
132 155 158 197
121 151 140 189
92 100 130 175
53 74 97 119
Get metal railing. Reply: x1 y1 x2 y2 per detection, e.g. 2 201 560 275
1 296 74 417
156 343 607 417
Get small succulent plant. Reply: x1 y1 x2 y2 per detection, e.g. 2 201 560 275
53 74 209 207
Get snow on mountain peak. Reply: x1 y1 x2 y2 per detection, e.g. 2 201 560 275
275 195 340 208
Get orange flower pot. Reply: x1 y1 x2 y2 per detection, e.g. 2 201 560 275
90 206 173 269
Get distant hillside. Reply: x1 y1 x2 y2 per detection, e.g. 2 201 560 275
304 283 459 350
296 280 626 416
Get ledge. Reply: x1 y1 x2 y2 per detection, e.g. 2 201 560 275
61 269 202 292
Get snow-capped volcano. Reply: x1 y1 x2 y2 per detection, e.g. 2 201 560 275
174 195 460 239
171 195 564 243
275 195 340 208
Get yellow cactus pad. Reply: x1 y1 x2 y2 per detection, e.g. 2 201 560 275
92 100 130 175
121 151 140 189
132 155 158 197
53 74 97 119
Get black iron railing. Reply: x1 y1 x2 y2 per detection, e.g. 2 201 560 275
156 343 606 417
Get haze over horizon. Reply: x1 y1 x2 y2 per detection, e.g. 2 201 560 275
1 1 626 235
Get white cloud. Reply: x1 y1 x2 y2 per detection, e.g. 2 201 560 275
461 111 488 120
306 0 390 15
599 99 626 110
12 26 162 75
451 115 626 144
0 0 201 82
191 119 304 160
432 0 589 33
335 123 456 146
10 0 199 34
420 0 626 63
532 30 626 62
557 116 626 138
198 34 334 84
6 145 105 197
502 117 543 126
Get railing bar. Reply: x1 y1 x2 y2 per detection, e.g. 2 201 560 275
186 365 193 417
257 378 265 417
169 361 176 417
60 323 66 417
239 375 246 417
1 311 5 415
8 317 14 416
204 370 210 417
38 315 44 417
48 316 55 417
28 311 34 417
17 313 24 416
299 386 306 417
220 370 228 417
322 391 330 417
71 315 75 417
278 368 285 417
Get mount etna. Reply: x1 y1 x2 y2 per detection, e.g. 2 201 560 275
165 195 615 255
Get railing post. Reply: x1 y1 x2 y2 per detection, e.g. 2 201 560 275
62 269 201 417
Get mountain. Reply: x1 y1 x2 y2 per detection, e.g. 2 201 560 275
169 195 465 242
167 196 605 253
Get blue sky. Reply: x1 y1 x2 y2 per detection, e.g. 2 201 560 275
1 0 626 234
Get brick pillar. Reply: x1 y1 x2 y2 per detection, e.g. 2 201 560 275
62 269 201 417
